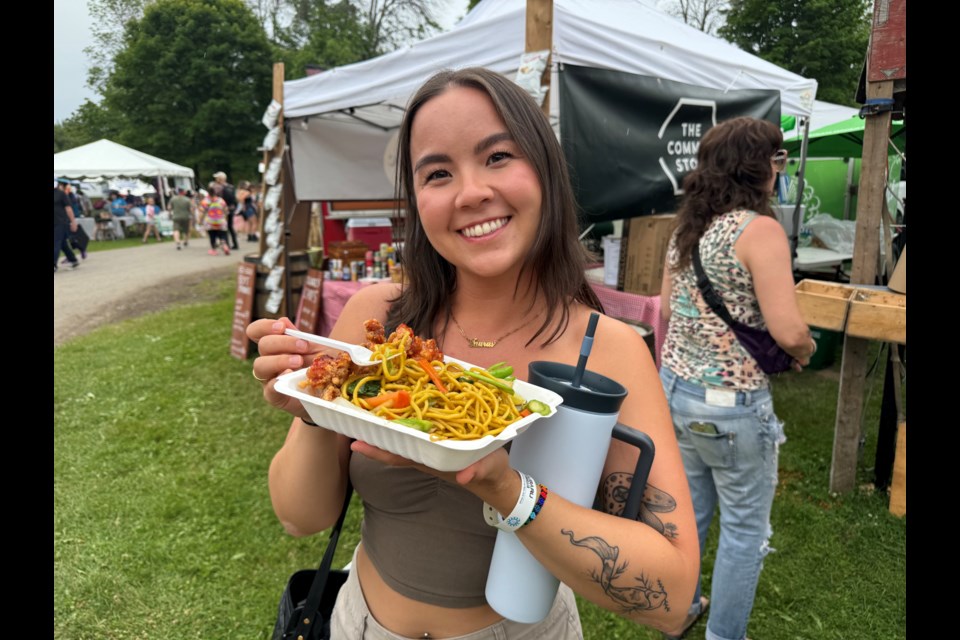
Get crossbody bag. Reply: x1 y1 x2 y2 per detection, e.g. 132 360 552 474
692 244 795 374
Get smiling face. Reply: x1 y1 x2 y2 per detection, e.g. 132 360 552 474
408 86 543 283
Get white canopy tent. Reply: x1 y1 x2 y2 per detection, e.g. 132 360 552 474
54 139 195 206
283 0 817 201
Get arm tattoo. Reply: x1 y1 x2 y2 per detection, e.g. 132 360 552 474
598 473 679 539
561 529 670 613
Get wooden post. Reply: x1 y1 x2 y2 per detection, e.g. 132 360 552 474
828 0 904 493
889 420 906 516
828 78 894 493
525 0 553 119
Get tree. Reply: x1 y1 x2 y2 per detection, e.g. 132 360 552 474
101 0 274 183
272 1 376 76
661 0 728 36
358 0 442 58
720 0 871 106
254 0 444 79
54 100 125 153
84 0 152 95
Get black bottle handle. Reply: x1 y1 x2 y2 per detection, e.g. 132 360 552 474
610 423 656 521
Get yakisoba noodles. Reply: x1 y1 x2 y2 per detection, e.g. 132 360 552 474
301 320 532 441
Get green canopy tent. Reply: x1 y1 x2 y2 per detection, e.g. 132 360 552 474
782 115 906 227
781 115 907 247
784 115 906 158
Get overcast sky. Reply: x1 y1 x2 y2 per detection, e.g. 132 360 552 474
53 0 470 123
53 0 99 123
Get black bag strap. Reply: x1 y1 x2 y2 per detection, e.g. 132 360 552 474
691 243 740 329
292 480 353 638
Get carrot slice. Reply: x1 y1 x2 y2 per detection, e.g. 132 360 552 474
417 359 448 394
366 389 411 409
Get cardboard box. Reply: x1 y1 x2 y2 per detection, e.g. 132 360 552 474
617 214 676 296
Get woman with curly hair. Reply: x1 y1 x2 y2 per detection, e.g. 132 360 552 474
659 116 816 640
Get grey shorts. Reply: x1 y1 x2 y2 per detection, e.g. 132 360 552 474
330 547 584 640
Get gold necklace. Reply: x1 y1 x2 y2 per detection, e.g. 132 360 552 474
450 310 541 348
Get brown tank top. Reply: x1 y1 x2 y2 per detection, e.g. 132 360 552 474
350 453 497 607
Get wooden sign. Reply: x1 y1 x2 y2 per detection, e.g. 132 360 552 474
230 262 257 359
867 0 906 82
295 268 325 334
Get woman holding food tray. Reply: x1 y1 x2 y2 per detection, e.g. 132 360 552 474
247 67 698 639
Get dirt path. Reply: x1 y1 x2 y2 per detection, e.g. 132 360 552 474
53 239 256 346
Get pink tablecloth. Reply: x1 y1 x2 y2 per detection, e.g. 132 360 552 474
319 280 666 365
589 282 666 367
318 279 369 337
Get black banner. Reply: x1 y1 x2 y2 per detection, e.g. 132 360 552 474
559 65 781 222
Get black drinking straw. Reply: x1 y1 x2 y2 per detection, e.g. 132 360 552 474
570 312 600 388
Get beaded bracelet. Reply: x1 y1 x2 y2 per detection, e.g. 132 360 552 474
523 484 549 527
483 471 539 533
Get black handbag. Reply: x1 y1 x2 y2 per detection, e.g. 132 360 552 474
692 245 795 374
272 482 353 640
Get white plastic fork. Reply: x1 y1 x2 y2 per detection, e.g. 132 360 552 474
284 328 398 367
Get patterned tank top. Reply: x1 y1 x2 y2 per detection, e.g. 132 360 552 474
661 209 770 390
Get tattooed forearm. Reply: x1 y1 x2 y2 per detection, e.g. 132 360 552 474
599 473 680 539
561 529 670 613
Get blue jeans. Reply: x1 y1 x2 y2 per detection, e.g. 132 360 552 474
660 366 784 640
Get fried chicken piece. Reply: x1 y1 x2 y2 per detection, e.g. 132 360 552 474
385 323 443 362
302 320 443 401
304 352 355 400
363 319 385 349
416 338 443 362
387 324 414 343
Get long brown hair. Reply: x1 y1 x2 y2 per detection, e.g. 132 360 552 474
386 67 601 346
671 116 782 271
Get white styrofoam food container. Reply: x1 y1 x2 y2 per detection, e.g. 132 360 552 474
274 357 564 472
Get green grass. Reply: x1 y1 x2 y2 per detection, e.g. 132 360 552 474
83 227 201 253
84 236 150 252
54 284 906 639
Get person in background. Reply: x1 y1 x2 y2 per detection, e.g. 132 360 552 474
250 183 263 241
110 190 129 218
65 182 82 217
128 194 145 225
62 182 89 260
141 196 163 243
658 117 817 640
54 180 80 272
76 187 93 218
200 182 230 256
190 189 207 239
236 180 259 242
169 188 195 250
247 67 699 639
213 171 240 250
